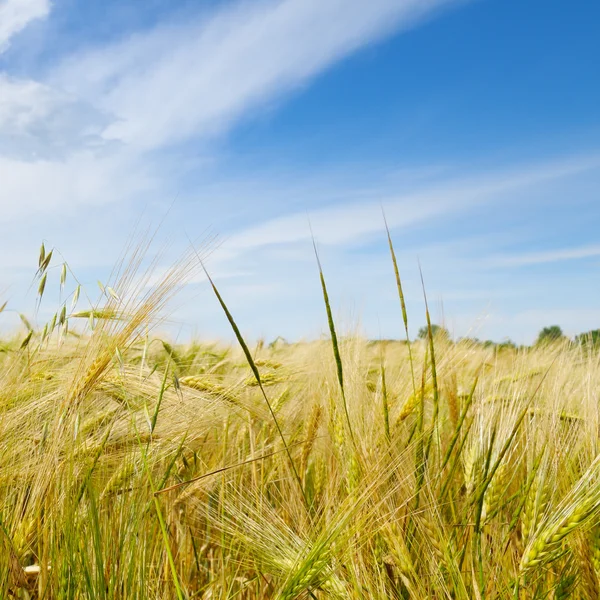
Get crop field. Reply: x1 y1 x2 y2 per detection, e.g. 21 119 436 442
1 243 600 599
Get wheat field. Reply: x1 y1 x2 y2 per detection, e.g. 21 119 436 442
1 241 600 599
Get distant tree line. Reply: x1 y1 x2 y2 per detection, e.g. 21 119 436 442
534 325 600 348
413 323 600 349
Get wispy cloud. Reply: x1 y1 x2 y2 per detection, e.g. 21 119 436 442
51 0 461 150
0 150 155 221
0 74 111 160
0 0 465 222
220 154 600 255
487 243 600 267
0 0 49 54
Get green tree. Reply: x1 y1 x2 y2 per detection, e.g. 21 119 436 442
575 329 600 348
498 339 517 350
535 325 564 345
417 324 450 340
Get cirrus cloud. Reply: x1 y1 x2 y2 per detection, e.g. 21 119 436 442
0 0 50 54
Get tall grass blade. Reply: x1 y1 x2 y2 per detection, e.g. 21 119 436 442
195 255 307 506
383 210 417 397
311 235 356 449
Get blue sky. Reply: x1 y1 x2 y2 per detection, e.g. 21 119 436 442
0 0 599 344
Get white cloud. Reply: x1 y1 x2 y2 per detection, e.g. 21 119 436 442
0 74 110 159
0 74 62 130
53 0 462 150
0 0 50 54
0 0 465 222
487 244 600 267
220 155 600 255
0 150 155 220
